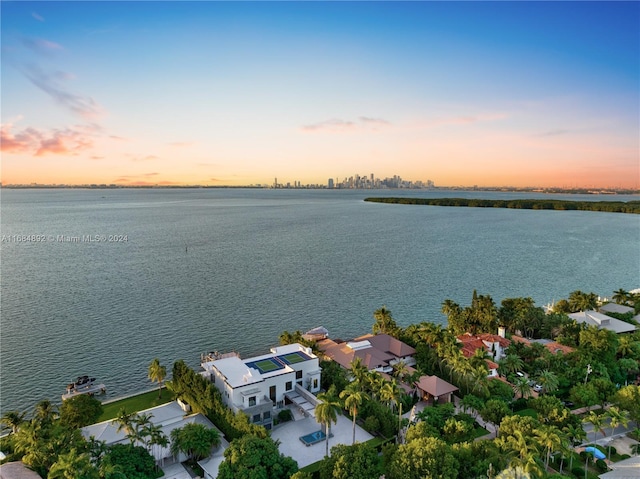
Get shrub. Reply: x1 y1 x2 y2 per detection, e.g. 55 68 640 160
363 416 379 434
595 459 609 473
278 409 293 422
607 446 617 456
571 466 585 478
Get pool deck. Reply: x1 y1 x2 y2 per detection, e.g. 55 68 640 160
271 409 374 468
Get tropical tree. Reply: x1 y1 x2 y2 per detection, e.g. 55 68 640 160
319 442 381 479
60 394 103 429
583 411 605 444
372 305 399 336
349 357 369 384
534 424 562 470
1 410 26 434
114 407 137 444
48 447 99 479
148 358 167 399
170 422 220 461
217 435 298 479
315 385 342 457
605 406 629 459
612 289 630 305
512 376 532 400
536 370 559 394
387 436 459 479
499 354 525 378
568 290 598 312
481 400 511 436
34 399 58 425
339 382 368 445
380 379 404 437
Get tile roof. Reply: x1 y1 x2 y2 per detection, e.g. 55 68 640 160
415 375 458 397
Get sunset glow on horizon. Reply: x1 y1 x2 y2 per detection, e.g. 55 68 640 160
1 1 638 189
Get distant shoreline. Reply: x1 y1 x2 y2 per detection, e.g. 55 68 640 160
1 185 639 195
364 197 640 214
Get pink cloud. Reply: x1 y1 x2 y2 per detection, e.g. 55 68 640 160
1 123 95 156
301 116 391 133
22 37 63 54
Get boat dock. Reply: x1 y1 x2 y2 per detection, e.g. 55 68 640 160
61 383 106 401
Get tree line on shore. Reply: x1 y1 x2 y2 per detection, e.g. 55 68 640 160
364 197 640 214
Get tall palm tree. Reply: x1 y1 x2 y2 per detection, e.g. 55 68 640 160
133 412 155 446
583 411 604 444
339 382 368 444
148 358 167 399
534 424 562 469
315 386 341 457
114 407 136 444
605 407 629 459
1 410 26 434
391 359 409 382
380 379 403 437
48 448 99 479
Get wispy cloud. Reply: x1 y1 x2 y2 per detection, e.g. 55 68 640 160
131 155 160 162
536 129 571 137
22 37 63 55
1 123 97 156
301 116 392 133
23 64 104 119
31 12 45 22
416 112 508 129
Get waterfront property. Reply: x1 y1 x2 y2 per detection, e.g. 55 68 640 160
80 401 226 468
201 343 322 430
317 333 416 373
568 310 637 334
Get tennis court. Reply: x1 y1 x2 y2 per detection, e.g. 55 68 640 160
246 358 284 374
279 351 308 365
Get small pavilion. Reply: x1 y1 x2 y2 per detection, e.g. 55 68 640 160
415 375 458 404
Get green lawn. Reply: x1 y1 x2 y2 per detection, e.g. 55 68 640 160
98 388 174 422
515 408 538 419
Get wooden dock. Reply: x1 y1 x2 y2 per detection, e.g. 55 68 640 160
61 383 106 401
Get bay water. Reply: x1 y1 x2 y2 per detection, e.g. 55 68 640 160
1 188 638 413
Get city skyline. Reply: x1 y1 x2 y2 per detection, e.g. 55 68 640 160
1 2 638 189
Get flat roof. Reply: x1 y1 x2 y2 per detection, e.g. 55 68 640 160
207 343 317 388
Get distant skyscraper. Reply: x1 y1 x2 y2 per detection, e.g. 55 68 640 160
328 178 334 189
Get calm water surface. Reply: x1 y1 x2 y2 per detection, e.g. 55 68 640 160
1 188 638 413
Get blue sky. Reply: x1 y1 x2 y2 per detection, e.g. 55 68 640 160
2 1 638 187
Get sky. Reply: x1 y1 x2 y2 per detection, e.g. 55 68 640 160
1 1 638 188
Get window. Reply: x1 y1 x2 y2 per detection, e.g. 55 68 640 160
286 381 293 391
253 414 261 423
263 411 271 419
313 379 318 389
248 396 256 407
296 370 303 380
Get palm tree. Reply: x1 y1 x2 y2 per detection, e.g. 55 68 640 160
33 399 58 425
605 406 629 459
146 424 169 467
380 379 403 437
148 358 167 399
536 370 559 394
372 305 398 336
114 407 136 444
534 424 562 470
315 386 341 457
133 412 155 446
512 376 532 400
339 382 368 444
499 353 524 376
391 359 409 382
612 289 630 305
48 448 99 479
583 411 604 444
1 410 26 434
350 357 369 384
170 423 220 461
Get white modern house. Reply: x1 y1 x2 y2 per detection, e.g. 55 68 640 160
201 343 322 430
568 310 637 334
